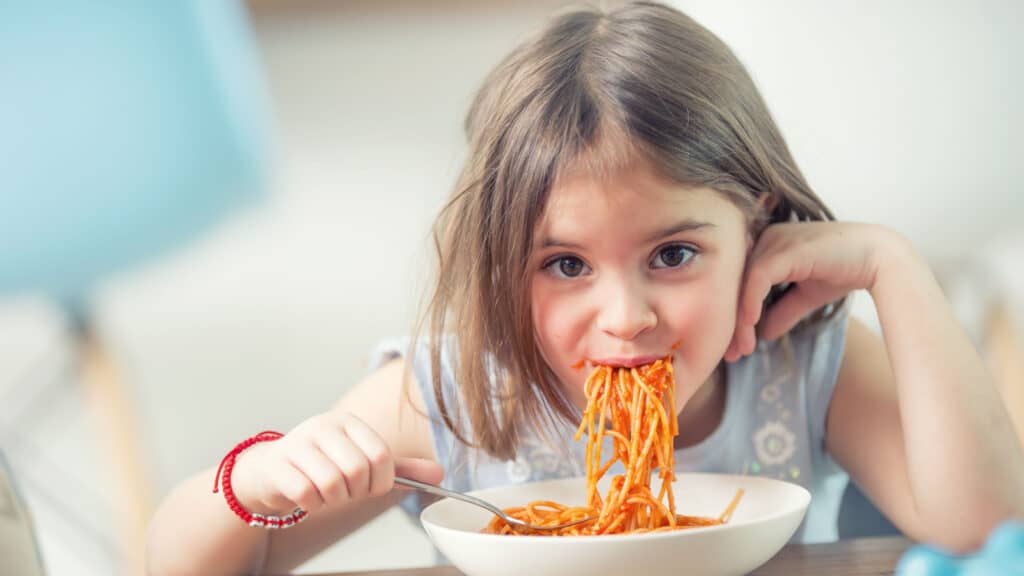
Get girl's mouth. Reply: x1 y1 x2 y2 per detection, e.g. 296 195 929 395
586 354 665 368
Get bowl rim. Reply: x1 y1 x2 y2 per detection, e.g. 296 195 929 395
419 472 811 543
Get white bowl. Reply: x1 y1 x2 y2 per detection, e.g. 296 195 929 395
420 473 810 576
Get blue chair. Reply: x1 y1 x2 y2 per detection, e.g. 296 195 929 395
0 1 271 573
0 0 270 307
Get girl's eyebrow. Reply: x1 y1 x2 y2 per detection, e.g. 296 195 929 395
538 236 585 250
643 219 715 244
538 219 715 250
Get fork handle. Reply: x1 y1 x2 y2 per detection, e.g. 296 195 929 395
393 476 504 516
394 476 596 531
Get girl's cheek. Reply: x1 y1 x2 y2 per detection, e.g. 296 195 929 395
665 287 726 340
667 284 737 375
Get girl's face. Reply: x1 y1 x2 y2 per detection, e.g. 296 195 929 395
530 157 751 415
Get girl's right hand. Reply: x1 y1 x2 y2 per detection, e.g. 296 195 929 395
228 411 442 515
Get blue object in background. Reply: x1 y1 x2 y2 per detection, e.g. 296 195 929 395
896 521 1024 576
0 0 270 310
0 3 272 571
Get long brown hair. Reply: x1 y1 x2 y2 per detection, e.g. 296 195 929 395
413 1 835 460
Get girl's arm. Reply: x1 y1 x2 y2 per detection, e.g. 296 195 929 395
145 359 440 574
728 222 1024 552
827 234 1024 552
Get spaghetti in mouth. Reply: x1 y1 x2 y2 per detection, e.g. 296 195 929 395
483 356 743 535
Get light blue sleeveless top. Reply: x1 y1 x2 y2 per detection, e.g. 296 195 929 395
368 306 850 544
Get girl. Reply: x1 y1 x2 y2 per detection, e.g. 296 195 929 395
147 2 1024 573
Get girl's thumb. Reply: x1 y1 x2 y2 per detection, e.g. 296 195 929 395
394 457 445 487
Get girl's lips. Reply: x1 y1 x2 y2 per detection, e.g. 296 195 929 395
589 354 664 368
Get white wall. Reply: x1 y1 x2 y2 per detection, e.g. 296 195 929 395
678 0 1023 264
2 1 1020 574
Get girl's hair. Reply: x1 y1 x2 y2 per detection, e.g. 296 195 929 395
413 1 836 460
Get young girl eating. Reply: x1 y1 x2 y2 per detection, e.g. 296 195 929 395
147 3 1024 573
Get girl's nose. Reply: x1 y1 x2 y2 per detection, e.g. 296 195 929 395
596 277 657 341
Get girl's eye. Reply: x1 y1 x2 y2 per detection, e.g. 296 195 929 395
543 256 590 278
651 244 696 269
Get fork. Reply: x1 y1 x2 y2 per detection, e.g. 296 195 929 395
394 476 595 532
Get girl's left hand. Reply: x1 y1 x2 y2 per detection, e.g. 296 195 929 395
724 221 905 362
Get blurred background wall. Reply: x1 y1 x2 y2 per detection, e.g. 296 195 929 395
1 0 1020 574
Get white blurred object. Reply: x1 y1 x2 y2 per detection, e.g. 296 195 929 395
943 233 1024 440
0 451 46 576
945 234 1024 345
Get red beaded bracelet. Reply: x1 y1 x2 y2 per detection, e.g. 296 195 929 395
213 430 309 529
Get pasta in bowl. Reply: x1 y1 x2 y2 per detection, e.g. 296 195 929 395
419 472 810 576
422 358 809 575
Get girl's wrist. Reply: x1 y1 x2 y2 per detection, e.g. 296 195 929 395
213 431 308 529
866 225 927 296
225 443 285 516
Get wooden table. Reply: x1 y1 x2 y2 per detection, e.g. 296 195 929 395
317 536 912 576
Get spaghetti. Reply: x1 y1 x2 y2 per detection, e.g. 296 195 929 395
483 356 743 535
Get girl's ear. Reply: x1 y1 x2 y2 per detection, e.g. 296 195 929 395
756 192 778 216
746 192 778 251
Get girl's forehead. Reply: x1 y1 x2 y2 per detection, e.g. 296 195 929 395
538 161 743 240
550 150 722 208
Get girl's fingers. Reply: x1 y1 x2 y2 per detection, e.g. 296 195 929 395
734 243 804 357
738 323 758 357
340 415 394 497
723 333 740 362
758 284 815 341
725 290 752 362
750 226 783 261
739 261 778 327
290 444 350 506
270 412 431 510
316 429 372 499
394 457 445 487
734 258 781 354
724 317 755 362
273 460 326 513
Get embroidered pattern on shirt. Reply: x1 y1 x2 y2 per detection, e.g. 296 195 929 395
753 420 797 466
